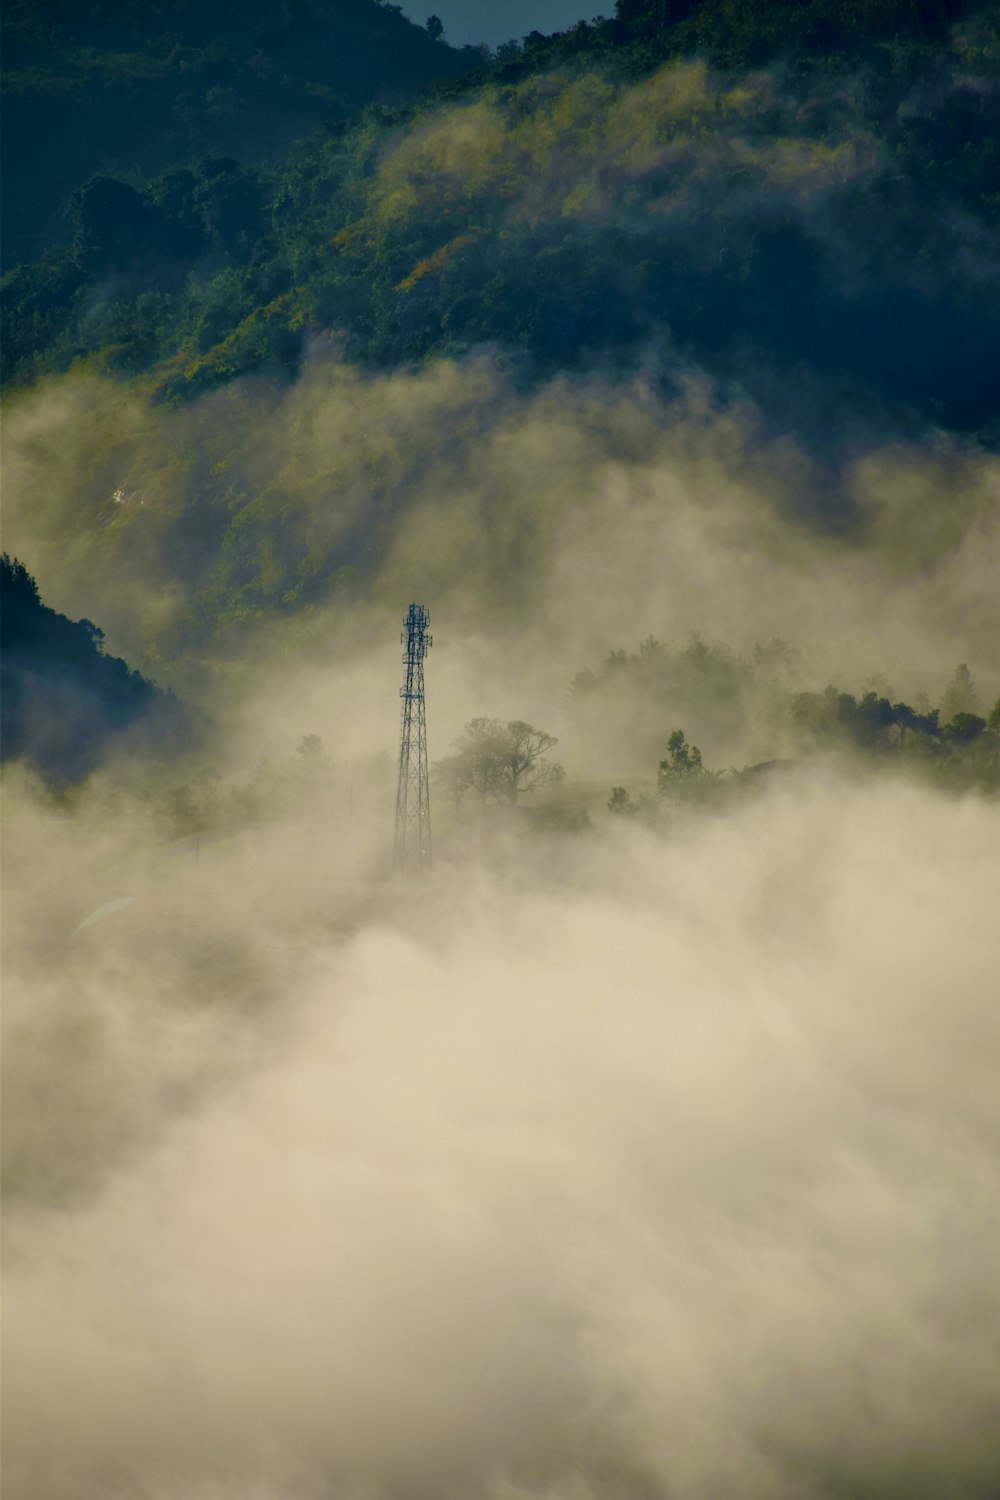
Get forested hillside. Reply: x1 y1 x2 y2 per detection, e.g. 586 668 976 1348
6 11 1000 1491
4 0 998 443
2 0 998 787
0 555 189 780
1 0 475 267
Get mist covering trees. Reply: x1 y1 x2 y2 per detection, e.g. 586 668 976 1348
597 650 999 822
4 550 995 820
2 0 998 818
941 663 982 722
434 719 565 806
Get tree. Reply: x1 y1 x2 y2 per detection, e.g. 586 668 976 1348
297 732 327 763
941 663 982 722
433 751 476 808
657 728 722 806
426 14 444 41
69 175 160 274
659 727 702 778
434 718 565 807
295 732 333 790
942 712 986 745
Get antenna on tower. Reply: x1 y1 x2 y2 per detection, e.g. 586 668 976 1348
392 603 432 873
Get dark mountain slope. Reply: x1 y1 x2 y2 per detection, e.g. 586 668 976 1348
3 0 997 459
1 555 190 781
2 0 475 267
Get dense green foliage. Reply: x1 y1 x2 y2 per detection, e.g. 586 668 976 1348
1 555 189 781
3 0 998 800
4 0 998 446
1 0 473 267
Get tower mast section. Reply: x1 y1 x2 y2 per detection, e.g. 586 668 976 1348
392 603 432 873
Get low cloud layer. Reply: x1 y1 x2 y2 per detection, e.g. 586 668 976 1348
3 360 998 776
4 770 1000 1499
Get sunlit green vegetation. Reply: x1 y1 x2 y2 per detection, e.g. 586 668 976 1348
4 0 998 442
4 0 998 815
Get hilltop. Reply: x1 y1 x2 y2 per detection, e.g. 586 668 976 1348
2 0 476 267
2 0 997 755
3 0 997 446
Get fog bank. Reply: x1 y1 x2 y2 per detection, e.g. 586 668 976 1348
3 361 998 778
4 772 999 1499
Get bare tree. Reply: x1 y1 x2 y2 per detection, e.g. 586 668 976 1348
434 718 565 807
501 720 565 802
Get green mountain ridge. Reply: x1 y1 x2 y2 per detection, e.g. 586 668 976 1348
2 0 998 774
4 0 997 450
2 0 475 267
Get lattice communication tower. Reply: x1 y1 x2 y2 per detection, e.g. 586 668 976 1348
392 603 432 873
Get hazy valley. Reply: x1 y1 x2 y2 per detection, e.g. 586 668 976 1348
3 2 1000 1496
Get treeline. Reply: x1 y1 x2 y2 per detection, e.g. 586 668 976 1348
790 671 994 755
458 0 980 80
1 0 474 268
9 606 997 843
0 555 190 781
4 0 997 444
566 633 995 774
586 642 1000 813
610 690 1000 819
570 634 753 762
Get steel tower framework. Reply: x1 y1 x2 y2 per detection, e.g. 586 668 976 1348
392 603 432 873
